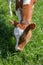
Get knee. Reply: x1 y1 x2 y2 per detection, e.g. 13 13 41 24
23 0 31 5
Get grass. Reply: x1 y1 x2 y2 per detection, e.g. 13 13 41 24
0 0 43 65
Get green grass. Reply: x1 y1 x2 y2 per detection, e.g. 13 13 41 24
0 0 43 65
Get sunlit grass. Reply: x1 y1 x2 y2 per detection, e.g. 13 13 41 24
0 0 43 65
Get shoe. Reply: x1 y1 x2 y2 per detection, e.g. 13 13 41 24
18 23 36 50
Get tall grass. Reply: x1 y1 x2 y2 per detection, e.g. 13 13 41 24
0 0 43 65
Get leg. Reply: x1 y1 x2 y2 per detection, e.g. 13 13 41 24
22 0 34 24
15 8 22 22
18 0 36 50
10 0 36 51
15 0 22 22
8 0 12 16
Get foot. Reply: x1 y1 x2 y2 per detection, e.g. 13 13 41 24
18 30 32 51
10 20 36 51
19 23 35 43
18 23 36 51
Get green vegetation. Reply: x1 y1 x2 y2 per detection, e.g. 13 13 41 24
0 0 43 65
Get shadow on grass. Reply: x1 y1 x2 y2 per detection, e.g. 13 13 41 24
0 9 19 59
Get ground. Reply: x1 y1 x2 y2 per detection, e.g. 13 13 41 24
0 0 43 65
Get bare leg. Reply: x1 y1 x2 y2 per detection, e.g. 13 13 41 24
8 0 12 16
18 0 36 50
15 8 22 22
10 0 36 51
15 0 22 22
